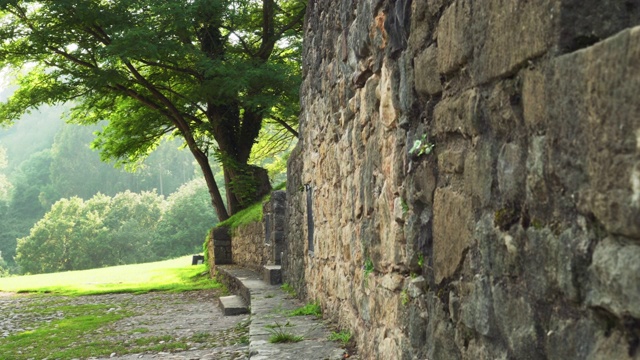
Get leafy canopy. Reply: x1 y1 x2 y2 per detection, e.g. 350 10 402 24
0 0 304 219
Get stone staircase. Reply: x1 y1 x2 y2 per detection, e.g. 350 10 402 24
217 264 282 316
215 265 348 360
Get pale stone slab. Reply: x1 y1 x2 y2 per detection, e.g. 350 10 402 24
433 188 473 283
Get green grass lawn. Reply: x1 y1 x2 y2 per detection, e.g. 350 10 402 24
0 256 229 359
0 255 221 296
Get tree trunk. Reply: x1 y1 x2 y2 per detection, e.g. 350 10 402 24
179 123 229 221
193 148 229 221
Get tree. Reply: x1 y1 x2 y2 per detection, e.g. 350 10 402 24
48 123 198 199
153 178 218 258
15 190 165 274
15 197 84 274
81 191 162 267
10 150 55 225
0 0 303 221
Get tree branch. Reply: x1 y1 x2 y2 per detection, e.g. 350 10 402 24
270 115 298 137
137 59 202 79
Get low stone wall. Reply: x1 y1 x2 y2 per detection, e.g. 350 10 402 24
205 229 215 278
206 191 287 274
284 1 640 359
231 221 265 273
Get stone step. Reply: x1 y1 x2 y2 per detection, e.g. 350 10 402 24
262 265 282 285
218 295 248 316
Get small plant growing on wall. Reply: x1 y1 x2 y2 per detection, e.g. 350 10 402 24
401 198 409 214
401 289 410 306
328 330 352 347
363 258 374 287
409 134 435 157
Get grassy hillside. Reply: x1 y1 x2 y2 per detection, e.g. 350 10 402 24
0 255 220 296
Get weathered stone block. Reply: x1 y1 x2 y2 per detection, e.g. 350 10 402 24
557 0 640 54
437 0 473 74
433 188 473 283
550 27 640 238
582 27 640 239
460 275 495 337
437 147 465 174
215 240 231 247
433 88 481 136
526 136 549 211
262 265 282 285
407 161 437 205
289 1 640 359
380 273 404 291
414 45 441 96
378 64 397 129
471 0 555 84
586 237 640 319
408 0 431 52
522 68 547 130
546 318 596 360
492 284 540 357
497 142 525 203
464 140 494 207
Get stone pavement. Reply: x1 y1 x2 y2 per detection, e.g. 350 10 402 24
216 266 351 360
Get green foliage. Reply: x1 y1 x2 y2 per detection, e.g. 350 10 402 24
281 283 297 297
203 228 212 266
49 124 197 199
0 118 200 272
290 302 322 318
0 105 65 173
153 178 217 259
401 198 409 214
401 289 410 306
0 146 11 201
0 256 9 278
0 305 128 360
212 150 260 208
14 168 218 274
16 192 162 273
15 190 156 274
417 253 424 268
409 134 435 157
363 258 374 287
0 256 221 296
214 182 285 232
216 200 263 230
266 322 304 344
328 330 352 347
216 190 274 230
0 0 304 219
10 150 54 222
364 258 374 277
494 206 519 230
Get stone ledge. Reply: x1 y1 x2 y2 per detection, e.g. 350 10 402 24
218 295 248 316
216 265 350 359
262 265 282 285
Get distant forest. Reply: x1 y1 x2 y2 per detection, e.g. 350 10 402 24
0 102 219 275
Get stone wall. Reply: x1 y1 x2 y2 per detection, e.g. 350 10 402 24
285 1 640 359
231 221 265 273
207 191 287 273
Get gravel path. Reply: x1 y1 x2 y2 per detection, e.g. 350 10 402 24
0 290 249 359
